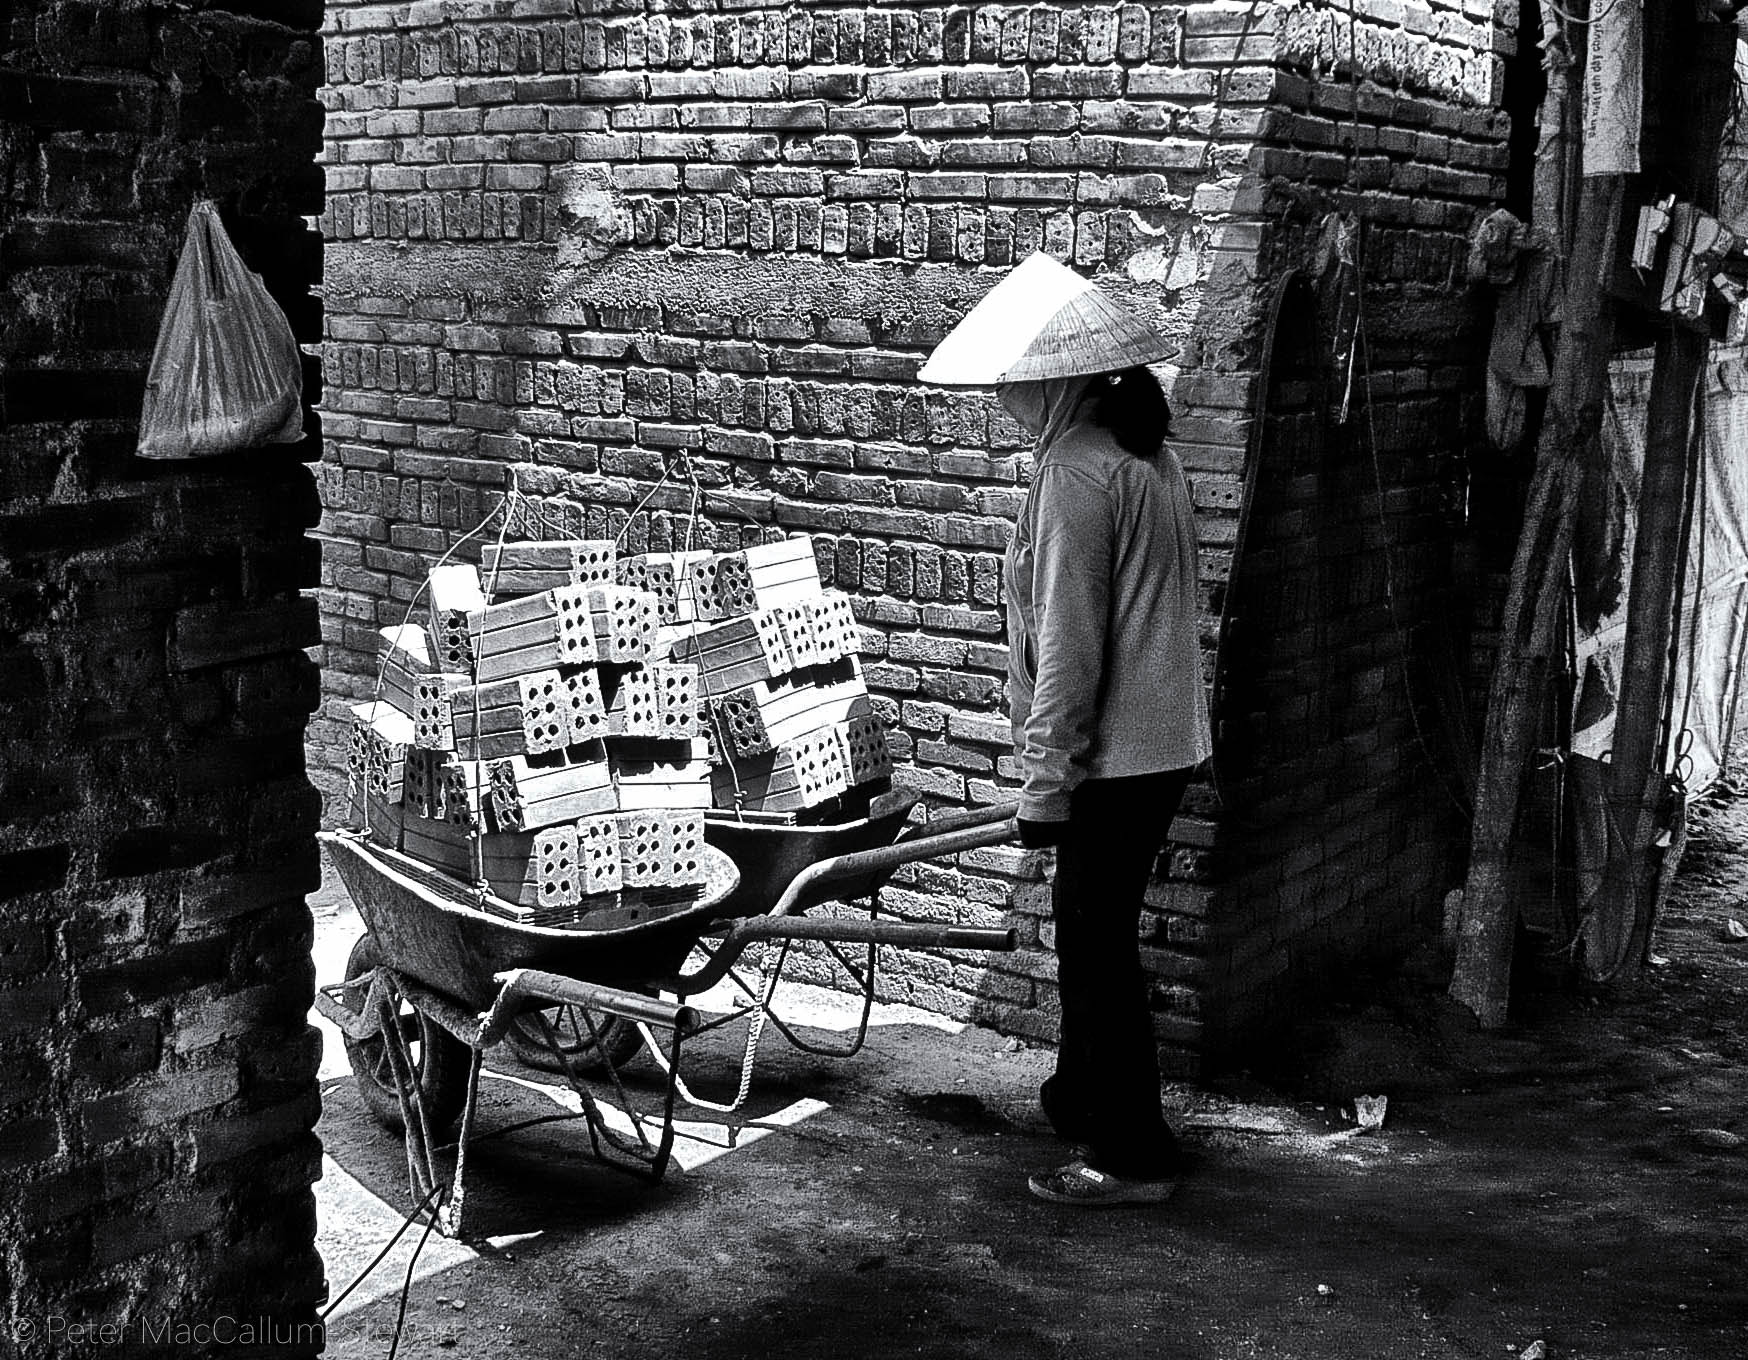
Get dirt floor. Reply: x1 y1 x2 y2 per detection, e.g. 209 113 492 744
312 783 1748 1360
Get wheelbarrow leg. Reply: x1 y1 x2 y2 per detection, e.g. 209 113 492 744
531 1007 680 1181
374 976 443 1224
443 1048 485 1237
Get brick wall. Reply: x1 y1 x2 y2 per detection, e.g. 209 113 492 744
312 0 1510 1072
1 2 326 1353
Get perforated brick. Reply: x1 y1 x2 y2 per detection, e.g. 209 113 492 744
438 759 490 829
777 600 822 668
662 810 706 886
534 824 581 910
403 748 441 819
350 703 413 805
412 674 458 750
576 815 623 895
369 739 403 804
711 689 772 757
614 811 667 888
424 563 486 672
616 554 648 592
744 535 823 607
552 583 597 665
486 751 613 834
570 540 617 587
563 667 607 743
608 667 663 738
346 717 370 790
751 606 795 676
663 549 713 623
517 671 571 755
487 758 523 832
651 662 701 737
427 610 472 675
628 556 679 622
789 729 848 807
376 624 433 715
689 551 757 621
812 592 859 661
480 540 618 600
833 713 894 787
587 585 658 664
482 542 573 599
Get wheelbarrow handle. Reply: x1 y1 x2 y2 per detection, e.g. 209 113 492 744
896 800 1020 841
769 812 1020 918
669 917 1017 994
480 968 699 1046
738 918 1017 951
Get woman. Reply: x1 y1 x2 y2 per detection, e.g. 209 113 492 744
1003 364 1210 1205
922 253 1212 1206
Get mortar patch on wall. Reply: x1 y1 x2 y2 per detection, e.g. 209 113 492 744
549 164 632 261
1127 223 1211 292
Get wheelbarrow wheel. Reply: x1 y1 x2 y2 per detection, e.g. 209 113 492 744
505 1001 649 1075
342 934 469 1136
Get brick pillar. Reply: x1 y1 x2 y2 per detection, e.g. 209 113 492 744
1 3 326 1354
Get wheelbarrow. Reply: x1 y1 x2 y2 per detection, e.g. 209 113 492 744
316 795 1019 1233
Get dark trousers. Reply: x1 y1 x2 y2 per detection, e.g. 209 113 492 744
1042 767 1192 1179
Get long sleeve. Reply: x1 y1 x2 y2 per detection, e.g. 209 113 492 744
1019 462 1113 821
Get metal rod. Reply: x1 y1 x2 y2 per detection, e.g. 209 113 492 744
479 968 698 1046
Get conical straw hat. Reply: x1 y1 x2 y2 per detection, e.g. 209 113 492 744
918 252 1176 385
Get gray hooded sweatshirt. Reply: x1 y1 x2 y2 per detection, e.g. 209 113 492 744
1002 381 1212 822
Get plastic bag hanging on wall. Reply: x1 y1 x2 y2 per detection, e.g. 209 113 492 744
135 199 304 460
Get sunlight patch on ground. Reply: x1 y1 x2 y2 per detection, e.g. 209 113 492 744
681 957 968 1037
477 1067 829 1172
317 1155 477 1322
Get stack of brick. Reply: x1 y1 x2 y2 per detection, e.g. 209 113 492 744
350 540 720 924
668 534 895 815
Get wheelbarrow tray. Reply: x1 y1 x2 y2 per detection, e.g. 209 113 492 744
701 794 1024 922
702 794 920 919
320 830 740 1009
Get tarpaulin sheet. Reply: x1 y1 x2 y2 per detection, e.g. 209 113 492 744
1571 354 1748 797
1559 354 1748 970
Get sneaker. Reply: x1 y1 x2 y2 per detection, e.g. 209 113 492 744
1027 1159 1177 1207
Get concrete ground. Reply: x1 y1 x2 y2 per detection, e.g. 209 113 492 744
309 802 1748 1360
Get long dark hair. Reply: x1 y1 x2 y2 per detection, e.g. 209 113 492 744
1084 365 1172 456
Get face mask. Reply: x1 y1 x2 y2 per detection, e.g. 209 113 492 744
998 375 1093 444
998 381 1049 434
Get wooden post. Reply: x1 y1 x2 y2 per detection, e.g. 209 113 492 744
1582 19 1735 984
1449 172 1625 1026
1582 326 1702 980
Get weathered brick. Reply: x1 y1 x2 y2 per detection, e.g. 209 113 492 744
71 1018 161 1087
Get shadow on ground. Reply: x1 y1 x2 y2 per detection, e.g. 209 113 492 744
315 785 1748 1360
